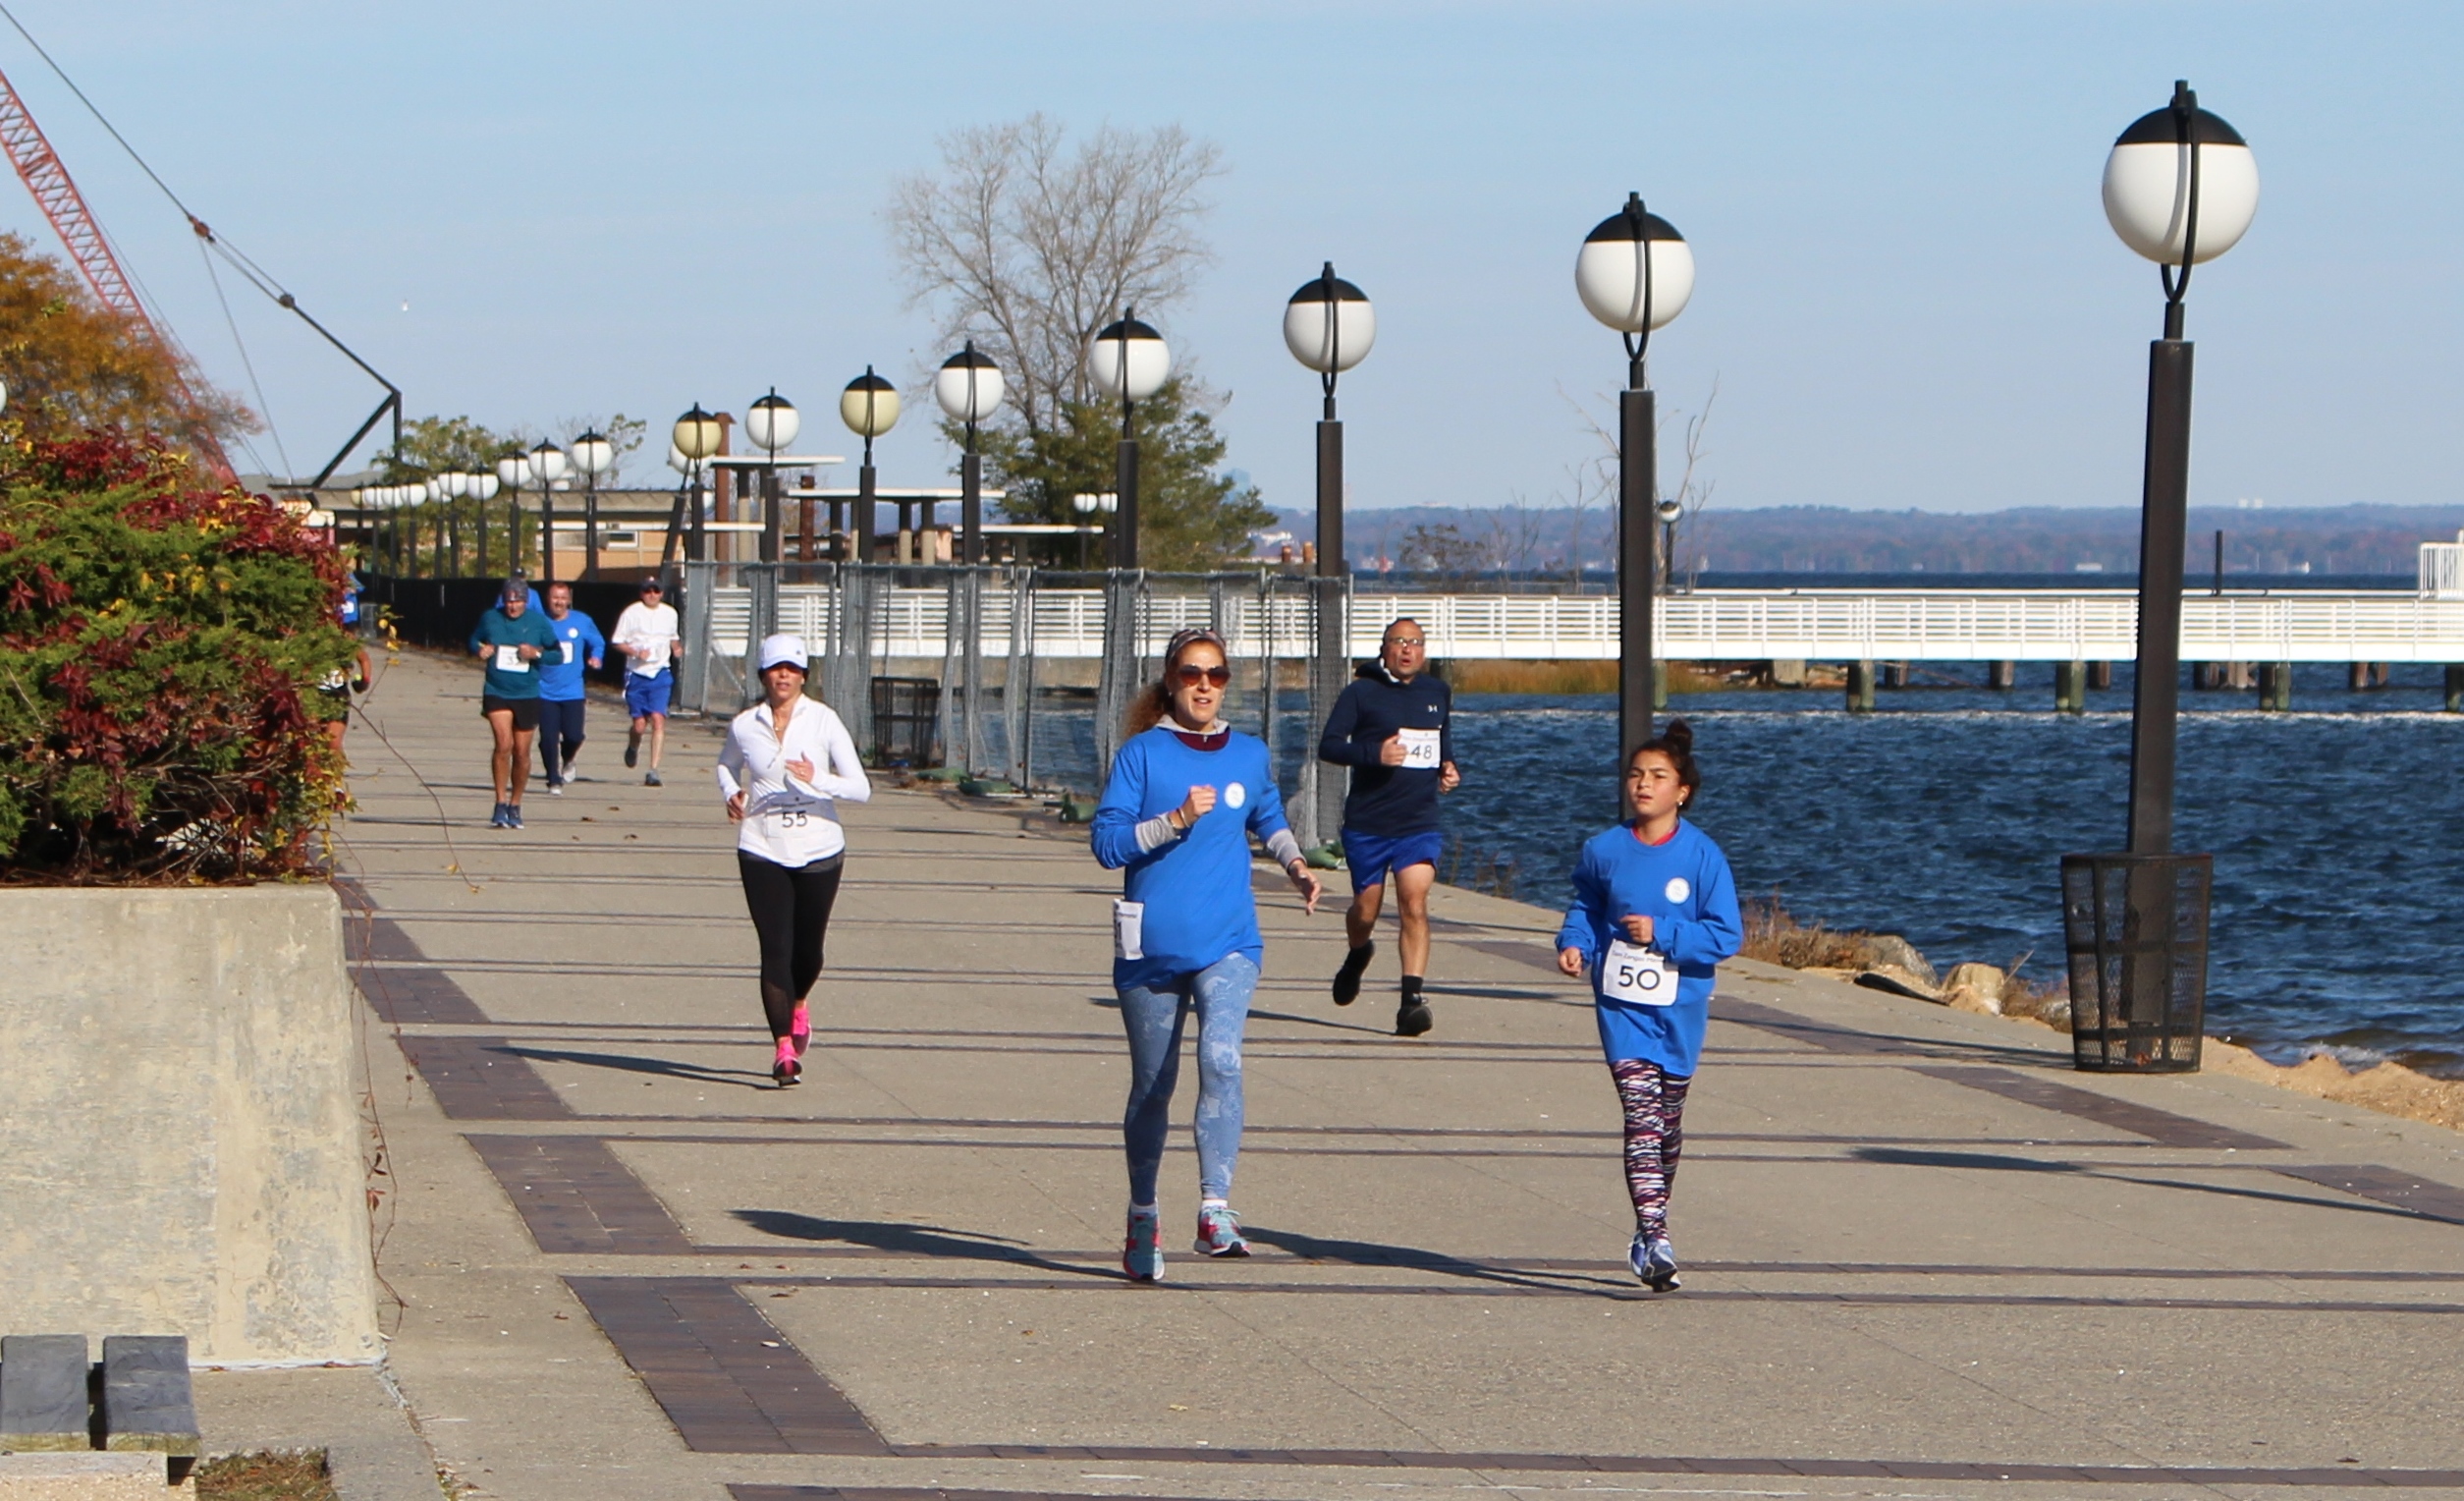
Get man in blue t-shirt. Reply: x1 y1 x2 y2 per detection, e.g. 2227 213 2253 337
467 579 559 829
1317 616 1459 1036
535 582 605 796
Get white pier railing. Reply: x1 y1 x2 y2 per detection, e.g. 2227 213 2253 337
704 586 2464 665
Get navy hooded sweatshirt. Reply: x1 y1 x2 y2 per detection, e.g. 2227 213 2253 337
1317 661 1452 837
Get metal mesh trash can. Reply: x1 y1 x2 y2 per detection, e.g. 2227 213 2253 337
2059 852 2212 1073
870 677 941 767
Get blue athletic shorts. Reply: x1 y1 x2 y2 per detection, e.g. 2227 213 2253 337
1341 827 1447 895
625 670 674 719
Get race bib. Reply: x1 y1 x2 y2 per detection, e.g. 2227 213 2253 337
1396 727 1441 769
766 806 813 830
1113 899 1145 962
560 639 575 664
1601 938 1677 1006
494 643 527 672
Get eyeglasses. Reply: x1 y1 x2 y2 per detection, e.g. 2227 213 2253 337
1175 663 1232 687
1386 637 1426 649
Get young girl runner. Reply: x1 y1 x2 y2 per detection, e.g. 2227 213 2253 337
1091 628 1323 1281
1556 719 1741 1291
717 635 871 1086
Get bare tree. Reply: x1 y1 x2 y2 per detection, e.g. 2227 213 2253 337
1557 376 1718 585
885 115 1226 435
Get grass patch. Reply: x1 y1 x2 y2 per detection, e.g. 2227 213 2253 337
1739 895 1886 971
195 1451 338 1501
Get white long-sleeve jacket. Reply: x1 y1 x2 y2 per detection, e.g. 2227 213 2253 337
715 695 871 866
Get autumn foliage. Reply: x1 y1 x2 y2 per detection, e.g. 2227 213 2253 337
0 427 354 880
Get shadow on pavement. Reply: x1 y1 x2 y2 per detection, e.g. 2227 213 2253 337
504 1044 769 1090
1244 1227 1627 1295
730 1210 1116 1278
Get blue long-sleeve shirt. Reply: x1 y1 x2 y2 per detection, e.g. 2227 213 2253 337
1557 818 1743 1074
1091 726 1292 989
536 611 607 701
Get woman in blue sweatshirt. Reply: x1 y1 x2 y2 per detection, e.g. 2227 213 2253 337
1092 627 1323 1281
1556 719 1742 1292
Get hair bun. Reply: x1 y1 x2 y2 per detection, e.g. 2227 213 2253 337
1660 717 1694 755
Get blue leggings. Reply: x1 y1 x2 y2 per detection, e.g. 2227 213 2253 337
1118 952 1259 1204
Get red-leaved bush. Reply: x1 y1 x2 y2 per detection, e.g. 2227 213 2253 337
0 428 355 880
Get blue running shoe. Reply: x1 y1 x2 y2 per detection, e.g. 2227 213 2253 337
1630 1233 1680 1292
1193 1204 1249 1257
506 805 524 830
1122 1206 1164 1282
489 802 510 828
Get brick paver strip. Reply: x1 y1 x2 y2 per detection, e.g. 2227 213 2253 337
726 1458 2464 1489
2272 1164 2464 1226
1915 1064 2285 1148
466 1136 692 1253
396 1035 574 1120
355 966 490 1026
565 1278 888 1455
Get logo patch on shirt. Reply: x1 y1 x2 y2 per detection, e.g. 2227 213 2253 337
1224 782 1246 809
1665 877 1690 903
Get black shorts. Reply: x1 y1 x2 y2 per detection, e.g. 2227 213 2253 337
480 695 542 732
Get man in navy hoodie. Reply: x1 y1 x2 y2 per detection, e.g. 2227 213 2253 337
1318 617 1459 1035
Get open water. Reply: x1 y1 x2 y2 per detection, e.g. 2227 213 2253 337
1441 663 2464 1080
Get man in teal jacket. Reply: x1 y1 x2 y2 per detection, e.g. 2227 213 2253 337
467 579 558 829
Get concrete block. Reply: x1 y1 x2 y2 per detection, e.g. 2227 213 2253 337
0 1453 184 1501
0 888 376 1366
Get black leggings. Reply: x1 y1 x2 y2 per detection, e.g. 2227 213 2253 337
737 852 845 1039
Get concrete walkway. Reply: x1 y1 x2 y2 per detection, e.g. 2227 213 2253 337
294 646 2464 1500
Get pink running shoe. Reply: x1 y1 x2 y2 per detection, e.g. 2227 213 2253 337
772 1037 801 1087
790 1003 811 1058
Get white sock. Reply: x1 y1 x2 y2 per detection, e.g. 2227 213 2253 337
1130 1202 1157 1215
1200 1197 1228 1210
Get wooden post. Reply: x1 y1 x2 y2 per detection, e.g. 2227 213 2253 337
2055 660 2088 714
1845 660 1875 713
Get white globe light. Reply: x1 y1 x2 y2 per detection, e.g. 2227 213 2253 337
840 371 902 439
530 442 570 482
422 478 443 502
934 347 1006 423
475 473 501 501
572 431 616 477
673 405 725 462
746 392 800 453
496 455 525 488
667 444 691 474
1575 195 1695 334
1284 265 1375 374
2103 85 2258 265
1087 317 1171 402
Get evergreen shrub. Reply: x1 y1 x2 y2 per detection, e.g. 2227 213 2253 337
0 429 354 880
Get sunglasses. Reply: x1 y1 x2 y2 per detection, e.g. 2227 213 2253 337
1175 663 1232 687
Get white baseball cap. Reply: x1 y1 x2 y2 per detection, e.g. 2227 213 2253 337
756 634 809 672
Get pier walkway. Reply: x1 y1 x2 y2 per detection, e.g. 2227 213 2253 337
276 647 2464 1501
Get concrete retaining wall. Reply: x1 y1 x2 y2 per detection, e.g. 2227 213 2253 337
0 886 377 1365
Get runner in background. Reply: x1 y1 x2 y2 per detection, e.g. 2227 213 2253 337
717 635 871 1087
1093 627 1323 1281
536 583 604 797
614 578 682 787
1555 719 1741 1291
467 579 558 829
1317 617 1458 1036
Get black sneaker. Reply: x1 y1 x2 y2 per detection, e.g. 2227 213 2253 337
1333 941 1375 1006
624 737 639 769
1396 997 1434 1037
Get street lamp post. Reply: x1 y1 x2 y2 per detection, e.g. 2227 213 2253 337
936 343 1005 566
2103 80 2259 858
1657 497 1682 588
841 369 900 564
2061 82 2260 1074
1086 311 1170 569
530 441 571 582
495 453 528 579
746 390 800 565
572 431 615 578
1286 262 1377 848
1576 192 1695 796
672 406 725 564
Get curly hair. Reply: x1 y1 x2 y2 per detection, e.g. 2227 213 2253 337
1124 627 1229 737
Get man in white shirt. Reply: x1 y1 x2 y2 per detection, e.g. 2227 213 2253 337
612 577 684 786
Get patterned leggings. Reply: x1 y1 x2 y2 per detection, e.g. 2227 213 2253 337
1611 1059 1692 1237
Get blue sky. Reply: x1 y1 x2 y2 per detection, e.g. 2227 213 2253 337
7 1 2457 516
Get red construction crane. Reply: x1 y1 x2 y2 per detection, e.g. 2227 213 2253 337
0 61 236 480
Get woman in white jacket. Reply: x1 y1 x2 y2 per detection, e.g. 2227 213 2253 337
716 634 871 1086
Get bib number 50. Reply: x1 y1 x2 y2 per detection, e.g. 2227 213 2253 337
1602 938 1676 1006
